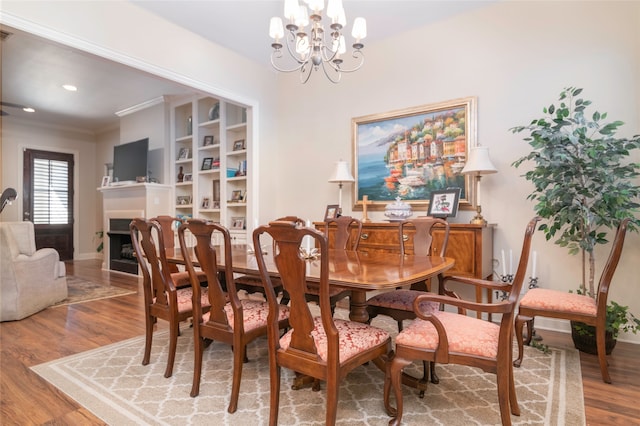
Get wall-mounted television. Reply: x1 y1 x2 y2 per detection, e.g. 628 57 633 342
112 138 149 184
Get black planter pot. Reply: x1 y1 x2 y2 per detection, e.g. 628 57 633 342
570 321 617 355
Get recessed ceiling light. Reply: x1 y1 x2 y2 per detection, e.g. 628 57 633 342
23 107 35 113
62 84 78 91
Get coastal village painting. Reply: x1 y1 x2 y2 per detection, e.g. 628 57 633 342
353 98 474 208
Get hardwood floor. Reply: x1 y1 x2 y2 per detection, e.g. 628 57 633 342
1 259 639 425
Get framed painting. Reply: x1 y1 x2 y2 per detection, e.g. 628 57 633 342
427 188 461 218
352 97 476 211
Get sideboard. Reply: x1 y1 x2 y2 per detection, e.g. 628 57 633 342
315 221 496 314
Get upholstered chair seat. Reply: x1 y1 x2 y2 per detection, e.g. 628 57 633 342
396 311 500 359
280 316 389 363
220 299 289 332
518 288 597 316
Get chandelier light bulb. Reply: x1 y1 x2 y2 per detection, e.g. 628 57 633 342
352 17 367 41
284 0 300 22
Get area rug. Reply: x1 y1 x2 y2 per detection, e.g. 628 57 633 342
31 308 585 425
50 275 136 307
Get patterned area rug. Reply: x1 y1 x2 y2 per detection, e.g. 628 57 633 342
50 276 136 307
32 308 585 425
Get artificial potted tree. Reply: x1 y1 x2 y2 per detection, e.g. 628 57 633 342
511 86 640 352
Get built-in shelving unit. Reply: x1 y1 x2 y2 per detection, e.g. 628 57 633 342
171 95 251 243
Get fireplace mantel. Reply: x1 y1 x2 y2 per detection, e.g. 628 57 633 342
99 183 171 273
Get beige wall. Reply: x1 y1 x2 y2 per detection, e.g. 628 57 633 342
1 1 638 343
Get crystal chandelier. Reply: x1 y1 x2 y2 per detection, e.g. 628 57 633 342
269 0 367 84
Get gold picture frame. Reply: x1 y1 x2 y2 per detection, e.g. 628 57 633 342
352 97 476 211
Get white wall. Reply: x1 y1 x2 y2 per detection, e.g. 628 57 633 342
2 1 638 343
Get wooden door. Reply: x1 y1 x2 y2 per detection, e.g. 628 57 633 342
22 149 74 260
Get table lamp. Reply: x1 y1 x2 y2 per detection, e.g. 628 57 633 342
461 146 497 225
328 160 355 215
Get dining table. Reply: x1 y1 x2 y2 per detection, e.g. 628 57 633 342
164 244 455 323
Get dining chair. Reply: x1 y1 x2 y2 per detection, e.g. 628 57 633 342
305 216 363 314
384 217 539 426
253 219 391 426
153 215 206 287
365 217 449 392
129 217 211 378
514 217 630 384
178 219 290 413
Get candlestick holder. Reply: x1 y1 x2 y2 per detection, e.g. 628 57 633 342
495 273 513 301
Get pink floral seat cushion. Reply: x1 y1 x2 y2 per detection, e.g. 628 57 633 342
163 287 210 313
280 317 390 363
519 288 597 316
202 300 289 332
395 311 500 359
367 290 440 313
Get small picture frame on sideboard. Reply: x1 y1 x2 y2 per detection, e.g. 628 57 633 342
101 176 111 187
324 204 339 221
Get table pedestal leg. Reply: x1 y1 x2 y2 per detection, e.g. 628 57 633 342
348 290 369 323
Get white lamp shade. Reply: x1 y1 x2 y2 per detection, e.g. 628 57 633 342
462 146 497 175
352 17 367 40
269 17 284 39
328 160 355 183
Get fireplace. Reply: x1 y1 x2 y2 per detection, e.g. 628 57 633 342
107 218 137 274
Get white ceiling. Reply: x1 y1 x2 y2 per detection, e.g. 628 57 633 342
1 1 493 133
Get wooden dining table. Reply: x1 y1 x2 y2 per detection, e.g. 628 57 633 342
166 243 454 392
165 244 455 323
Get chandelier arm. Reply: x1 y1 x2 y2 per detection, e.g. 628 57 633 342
326 50 365 74
271 51 306 73
320 61 341 84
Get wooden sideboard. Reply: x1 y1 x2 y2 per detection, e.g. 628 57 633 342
315 221 496 314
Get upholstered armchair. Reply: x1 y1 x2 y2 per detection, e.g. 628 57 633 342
0 221 67 321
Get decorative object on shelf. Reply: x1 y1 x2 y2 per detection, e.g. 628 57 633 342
187 116 192 136
384 196 413 221
236 160 247 176
100 176 111 188
201 197 211 209
328 159 354 215
230 190 243 202
203 135 214 146
212 180 220 201
201 157 213 170
177 166 184 183
461 146 497 225
208 103 219 121
427 188 461 218
178 147 190 160
176 195 191 205
233 139 245 151
353 97 476 211
361 195 372 223
268 0 367 84
183 173 193 182
231 216 246 230
324 204 339 221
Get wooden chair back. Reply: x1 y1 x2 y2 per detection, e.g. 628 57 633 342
399 217 449 256
129 217 172 308
595 218 630 322
177 219 234 331
255 220 330 357
324 216 363 250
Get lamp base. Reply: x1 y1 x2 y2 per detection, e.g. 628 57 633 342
469 205 487 226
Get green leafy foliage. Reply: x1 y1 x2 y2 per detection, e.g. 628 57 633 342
511 86 640 295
